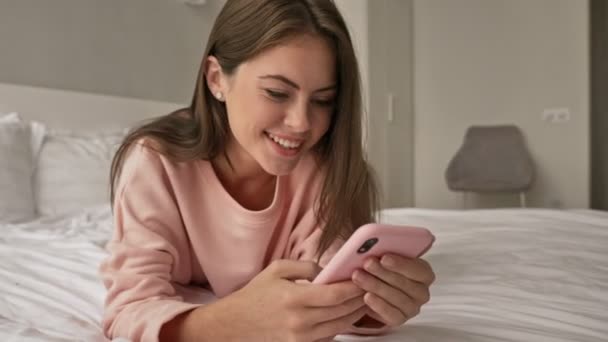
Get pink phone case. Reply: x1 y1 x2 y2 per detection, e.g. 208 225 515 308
312 223 435 284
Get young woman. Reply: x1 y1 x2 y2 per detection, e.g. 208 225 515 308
100 1 435 341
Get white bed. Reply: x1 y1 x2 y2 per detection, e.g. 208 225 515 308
1 207 607 342
1 83 607 341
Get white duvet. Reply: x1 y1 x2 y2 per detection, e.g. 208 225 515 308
1 207 607 341
0 207 112 341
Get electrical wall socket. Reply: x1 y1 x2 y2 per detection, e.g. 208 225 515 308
542 107 571 124
177 0 207 6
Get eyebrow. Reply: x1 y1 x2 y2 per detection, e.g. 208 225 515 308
259 74 336 93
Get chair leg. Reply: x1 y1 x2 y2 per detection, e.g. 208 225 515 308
519 192 527 208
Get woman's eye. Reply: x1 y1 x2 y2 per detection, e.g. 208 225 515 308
265 89 288 100
313 98 335 107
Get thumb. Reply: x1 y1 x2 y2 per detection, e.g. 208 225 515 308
266 259 322 281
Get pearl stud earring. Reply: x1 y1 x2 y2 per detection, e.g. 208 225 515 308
216 92 223 101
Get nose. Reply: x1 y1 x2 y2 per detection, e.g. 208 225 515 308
284 99 311 133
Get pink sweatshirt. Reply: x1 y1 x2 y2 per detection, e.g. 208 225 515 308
100 143 387 341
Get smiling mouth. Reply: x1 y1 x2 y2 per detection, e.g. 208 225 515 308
265 132 303 150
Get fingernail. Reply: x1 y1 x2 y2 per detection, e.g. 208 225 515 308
353 270 362 282
381 255 394 267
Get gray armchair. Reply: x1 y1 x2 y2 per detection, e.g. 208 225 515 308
445 125 535 208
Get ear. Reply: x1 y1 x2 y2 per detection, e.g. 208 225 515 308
205 55 227 101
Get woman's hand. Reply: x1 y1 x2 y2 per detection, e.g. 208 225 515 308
351 254 435 328
195 259 367 342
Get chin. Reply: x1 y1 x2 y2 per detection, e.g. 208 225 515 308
261 159 300 176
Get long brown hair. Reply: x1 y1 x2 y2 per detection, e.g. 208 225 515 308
110 0 379 258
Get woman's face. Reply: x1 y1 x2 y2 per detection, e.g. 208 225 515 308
212 34 336 176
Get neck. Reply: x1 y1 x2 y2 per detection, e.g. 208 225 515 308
211 140 277 210
212 141 274 187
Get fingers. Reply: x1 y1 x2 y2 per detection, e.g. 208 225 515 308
349 256 435 327
303 294 365 323
352 268 415 319
267 259 322 282
282 297 366 341
380 255 436 286
268 260 363 310
363 292 409 327
302 281 365 307
279 281 365 341
310 305 367 341
361 258 430 306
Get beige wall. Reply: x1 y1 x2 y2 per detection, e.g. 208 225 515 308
413 0 590 209
2 0 588 209
335 0 369 113
0 0 227 104
367 0 415 208
0 0 369 105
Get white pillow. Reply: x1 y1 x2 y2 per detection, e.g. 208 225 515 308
0 113 45 223
34 130 125 216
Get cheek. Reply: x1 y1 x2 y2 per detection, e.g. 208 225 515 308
255 105 285 131
228 94 275 136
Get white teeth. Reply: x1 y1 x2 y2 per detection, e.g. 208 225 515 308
267 133 302 149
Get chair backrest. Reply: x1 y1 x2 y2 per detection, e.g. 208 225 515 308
445 125 535 192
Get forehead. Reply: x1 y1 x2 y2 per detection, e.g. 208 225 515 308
235 34 337 90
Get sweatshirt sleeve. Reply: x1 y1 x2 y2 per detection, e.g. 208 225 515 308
286 208 393 336
99 144 202 342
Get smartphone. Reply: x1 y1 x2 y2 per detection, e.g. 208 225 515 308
312 223 435 284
